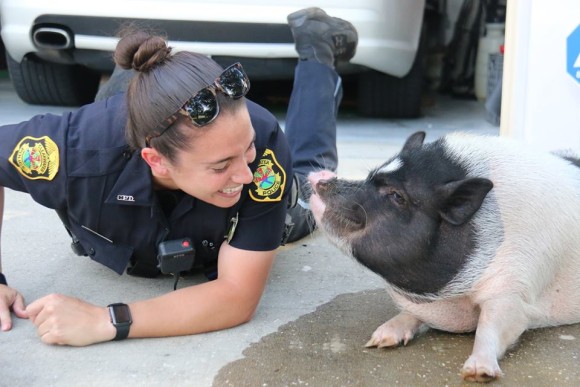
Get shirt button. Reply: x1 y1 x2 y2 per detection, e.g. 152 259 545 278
88 248 96 256
122 150 132 160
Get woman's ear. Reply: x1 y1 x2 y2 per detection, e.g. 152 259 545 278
141 147 169 176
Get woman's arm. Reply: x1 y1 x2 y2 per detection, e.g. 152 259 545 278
129 242 275 337
26 242 276 345
0 186 29 331
1 186 3 274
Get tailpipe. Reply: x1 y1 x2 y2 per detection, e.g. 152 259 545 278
32 27 74 50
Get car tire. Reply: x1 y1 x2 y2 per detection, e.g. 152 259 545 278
6 53 100 106
356 31 425 119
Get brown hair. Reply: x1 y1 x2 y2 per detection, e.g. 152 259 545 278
114 28 244 161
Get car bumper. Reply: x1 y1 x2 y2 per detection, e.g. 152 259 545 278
0 0 425 77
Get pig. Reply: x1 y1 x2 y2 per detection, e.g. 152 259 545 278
308 131 580 382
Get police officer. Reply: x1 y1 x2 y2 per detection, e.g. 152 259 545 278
0 7 357 346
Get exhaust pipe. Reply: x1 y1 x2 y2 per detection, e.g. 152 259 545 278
32 27 73 50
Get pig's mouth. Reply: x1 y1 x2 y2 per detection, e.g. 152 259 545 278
333 202 367 231
313 194 367 233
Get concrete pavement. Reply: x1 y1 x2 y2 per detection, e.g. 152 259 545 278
1 77 578 386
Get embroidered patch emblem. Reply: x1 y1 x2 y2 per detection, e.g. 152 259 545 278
249 148 286 202
9 136 60 180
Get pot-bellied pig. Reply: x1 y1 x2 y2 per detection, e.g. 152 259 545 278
308 131 580 382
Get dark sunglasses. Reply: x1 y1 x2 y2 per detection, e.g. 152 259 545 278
145 62 250 147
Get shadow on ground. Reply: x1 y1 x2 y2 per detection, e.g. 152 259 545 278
215 289 580 386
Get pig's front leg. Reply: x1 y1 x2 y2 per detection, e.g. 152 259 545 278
461 297 529 382
365 312 425 348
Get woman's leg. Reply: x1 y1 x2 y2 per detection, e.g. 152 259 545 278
284 8 358 242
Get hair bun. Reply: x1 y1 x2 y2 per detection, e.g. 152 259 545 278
114 30 172 72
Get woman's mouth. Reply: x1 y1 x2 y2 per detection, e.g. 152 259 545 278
219 185 244 196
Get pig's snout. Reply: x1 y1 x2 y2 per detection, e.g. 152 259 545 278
308 170 337 196
307 170 337 222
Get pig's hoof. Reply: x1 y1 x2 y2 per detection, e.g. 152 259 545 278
365 315 421 348
460 355 503 382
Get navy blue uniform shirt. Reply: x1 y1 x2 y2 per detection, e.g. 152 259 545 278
0 93 292 276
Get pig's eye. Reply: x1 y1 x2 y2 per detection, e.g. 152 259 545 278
377 185 406 206
379 186 405 206
388 191 405 206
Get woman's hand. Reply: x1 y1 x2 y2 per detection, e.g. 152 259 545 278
26 294 115 346
0 284 28 331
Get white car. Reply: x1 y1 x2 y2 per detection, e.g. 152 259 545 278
0 0 426 117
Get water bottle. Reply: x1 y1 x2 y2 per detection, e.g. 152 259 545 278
474 23 505 101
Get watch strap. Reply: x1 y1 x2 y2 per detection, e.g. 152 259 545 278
112 321 131 341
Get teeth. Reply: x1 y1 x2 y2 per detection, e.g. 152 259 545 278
220 185 243 194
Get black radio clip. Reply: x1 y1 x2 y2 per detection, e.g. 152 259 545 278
157 238 195 290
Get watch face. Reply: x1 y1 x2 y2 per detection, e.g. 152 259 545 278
110 304 132 325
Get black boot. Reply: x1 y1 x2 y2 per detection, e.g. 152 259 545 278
287 7 358 68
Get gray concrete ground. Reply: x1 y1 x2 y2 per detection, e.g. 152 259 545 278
1 77 578 387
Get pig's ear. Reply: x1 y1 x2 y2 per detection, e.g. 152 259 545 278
401 131 426 153
436 178 493 225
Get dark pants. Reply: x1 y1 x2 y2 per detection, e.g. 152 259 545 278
95 60 342 244
284 61 341 242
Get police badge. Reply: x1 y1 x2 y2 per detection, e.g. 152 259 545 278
249 148 286 202
9 136 60 180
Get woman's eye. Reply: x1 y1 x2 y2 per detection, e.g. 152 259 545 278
212 164 229 173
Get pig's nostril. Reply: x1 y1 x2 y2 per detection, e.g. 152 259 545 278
315 178 336 194
315 180 329 194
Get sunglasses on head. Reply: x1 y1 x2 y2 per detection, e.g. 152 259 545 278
145 62 250 147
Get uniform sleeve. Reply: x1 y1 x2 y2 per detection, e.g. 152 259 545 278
0 112 70 209
227 100 293 252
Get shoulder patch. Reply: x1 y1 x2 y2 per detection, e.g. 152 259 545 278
9 136 60 180
249 148 286 202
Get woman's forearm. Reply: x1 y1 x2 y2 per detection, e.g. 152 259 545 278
128 278 258 337
127 246 275 338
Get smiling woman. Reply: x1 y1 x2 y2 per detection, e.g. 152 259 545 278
0 7 358 346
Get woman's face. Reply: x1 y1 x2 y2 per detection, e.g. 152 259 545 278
157 106 257 208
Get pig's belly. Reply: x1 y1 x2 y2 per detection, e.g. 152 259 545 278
533 272 580 327
392 294 480 332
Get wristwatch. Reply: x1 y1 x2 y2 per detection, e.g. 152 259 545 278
107 303 132 341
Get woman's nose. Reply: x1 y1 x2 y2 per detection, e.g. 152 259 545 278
232 161 254 185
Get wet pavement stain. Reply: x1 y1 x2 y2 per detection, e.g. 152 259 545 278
214 289 580 386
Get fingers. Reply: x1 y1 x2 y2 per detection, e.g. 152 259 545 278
26 294 54 325
0 285 28 331
26 295 64 345
12 293 29 319
0 303 13 331
0 285 13 331
36 319 65 346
